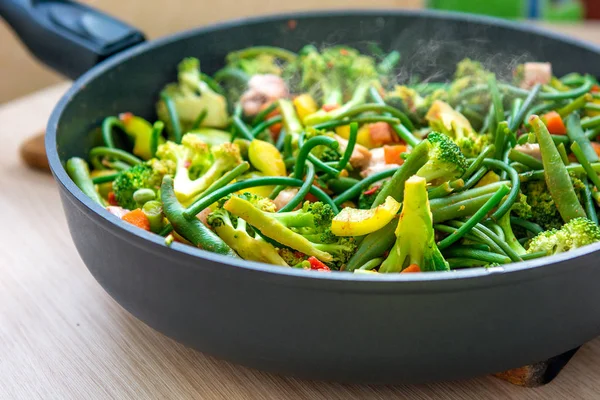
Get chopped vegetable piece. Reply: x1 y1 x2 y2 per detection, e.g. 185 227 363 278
331 196 401 236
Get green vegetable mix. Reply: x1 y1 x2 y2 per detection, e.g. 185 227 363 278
66 49 600 273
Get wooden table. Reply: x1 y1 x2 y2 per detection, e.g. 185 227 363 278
3 23 600 399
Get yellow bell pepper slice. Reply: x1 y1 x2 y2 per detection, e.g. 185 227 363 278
356 124 376 149
119 113 164 160
248 139 286 177
331 196 401 237
293 94 318 121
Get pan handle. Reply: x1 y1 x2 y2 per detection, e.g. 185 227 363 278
0 0 145 79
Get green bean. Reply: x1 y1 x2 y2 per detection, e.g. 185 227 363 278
201 162 250 199
434 224 480 243
508 148 543 170
571 142 600 190
133 188 156 205
510 217 544 235
227 46 297 62
251 102 278 126
531 115 587 221
551 134 571 146
462 167 488 191
582 116 600 131
432 181 509 210
279 163 316 213
89 147 142 168
333 167 399 206
442 247 511 265
481 159 520 221
462 145 495 180
521 251 548 260
525 102 555 123
200 73 226 96
191 109 208 130
358 257 384 271
66 157 105 206
369 87 420 146
484 222 505 241
428 181 456 199
372 139 430 207
583 179 599 224
183 176 338 219
519 163 600 181
150 121 164 158
160 91 182 144
294 135 340 179
560 73 585 86
377 50 401 75
312 116 401 130
232 116 254 141
493 122 509 160
509 98 523 127
557 143 570 165
338 103 415 132
250 115 282 138
509 84 542 132
158 223 173 237
567 113 599 162
327 177 361 194
473 222 522 262
142 200 165 233
275 127 287 152
446 258 488 269
92 173 119 184
444 221 507 256
557 94 593 118
344 221 396 271
585 103 600 113
488 74 505 127
437 185 510 250
480 103 494 134
337 122 358 171
462 107 485 127
296 132 341 177
102 116 124 149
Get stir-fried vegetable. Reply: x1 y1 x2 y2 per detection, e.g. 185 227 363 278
67 46 600 273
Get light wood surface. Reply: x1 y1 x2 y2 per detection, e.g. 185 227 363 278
4 24 600 399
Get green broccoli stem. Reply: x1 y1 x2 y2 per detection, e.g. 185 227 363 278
531 115 587 222
232 116 254 141
250 115 282 138
498 213 527 256
333 167 399 206
227 46 297 63
66 157 106 206
442 247 511 265
337 122 358 172
279 163 315 213
160 91 183 144
294 135 340 179
251 102 278 126
510 217 544 235
89 147 142 170
223 196 332 262
142 200 165 233
102 116 125 149
567 113 599 163
183 176 338 220
481 158 521 222
437 184 510 250
583 179 599 225
161 176 238 257
368 87 420 147
509 84 541 132
372 140 430 207
508 149 543 170
557 94 593 118
312 116 401 130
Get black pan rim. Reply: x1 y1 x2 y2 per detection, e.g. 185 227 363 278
46 8 600 283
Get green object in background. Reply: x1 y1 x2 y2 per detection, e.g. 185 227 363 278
427 0 584 21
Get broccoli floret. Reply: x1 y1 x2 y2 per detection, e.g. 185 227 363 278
416 131 468 185
156 133 242 202
522 176 586 231
455 58 487 80
207 207 288 266
512 192 533 220
156 57 229 135
448 58 490 106
527 217 600 255
425 100 491 158
223 197 355 266
112 163 168 210
379 175 450 272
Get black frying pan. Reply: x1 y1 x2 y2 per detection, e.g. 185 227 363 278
3 0 600 384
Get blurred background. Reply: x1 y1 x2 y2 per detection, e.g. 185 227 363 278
1 0 598 103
